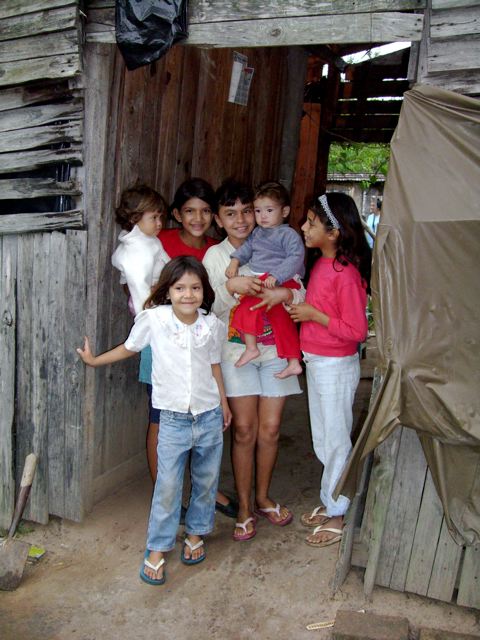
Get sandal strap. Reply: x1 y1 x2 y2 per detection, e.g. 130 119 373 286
235 517 254 532
311 505 327 518
257 503 280 516
312 526 343 535
184 537 204 552
144 557 165 572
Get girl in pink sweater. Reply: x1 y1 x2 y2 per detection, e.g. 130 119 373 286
288 192 371 548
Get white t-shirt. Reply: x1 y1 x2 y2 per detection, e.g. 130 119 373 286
111 225 170 315
124 306 225 414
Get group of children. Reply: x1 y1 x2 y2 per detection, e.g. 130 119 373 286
77 177 371 585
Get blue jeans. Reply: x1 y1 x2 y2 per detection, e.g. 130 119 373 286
146 406 224 552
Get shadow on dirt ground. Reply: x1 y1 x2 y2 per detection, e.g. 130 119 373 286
2 340 479 639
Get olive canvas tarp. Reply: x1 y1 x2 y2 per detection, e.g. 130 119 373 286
338 84 480 546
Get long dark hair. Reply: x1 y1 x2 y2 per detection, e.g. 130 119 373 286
309 192 371 292
144 256 215 313
170 178 217 215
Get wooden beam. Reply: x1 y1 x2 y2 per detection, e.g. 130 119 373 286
0 5 78 42
339 79 410 99
0 82 77 112
431 6 480 39
419 69 480 94
0 210 83 234
428 35 480 72
329 128 395 143
432 0 480 8
0 0 77 20
333 114 400 129
185 13 424 48
0 178 81 199
86 9 424 45
188 0 427 23
335 98 403 114
0 121 82 153
0 53 82 87
0 145 82 173
0 100 82 133
0 29 80 64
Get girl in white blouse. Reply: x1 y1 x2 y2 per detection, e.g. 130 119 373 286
77 256 232 586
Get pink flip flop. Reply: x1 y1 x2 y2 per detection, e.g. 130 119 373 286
254 503 293 526
233 516 257 541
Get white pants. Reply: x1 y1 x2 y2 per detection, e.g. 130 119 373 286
304 352 360 517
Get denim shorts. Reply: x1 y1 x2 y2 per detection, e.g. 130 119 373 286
146 384 160 424
221 356 302 398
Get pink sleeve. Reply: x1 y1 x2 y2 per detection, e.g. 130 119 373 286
327 281 368 343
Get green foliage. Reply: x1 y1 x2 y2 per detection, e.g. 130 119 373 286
328 143 390 188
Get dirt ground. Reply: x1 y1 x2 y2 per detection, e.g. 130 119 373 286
2 343 479 640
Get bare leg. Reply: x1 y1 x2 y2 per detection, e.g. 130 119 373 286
229 395 259 537
235 333 260 367
275 357 303 379
146 421 159 482
254 397 291 522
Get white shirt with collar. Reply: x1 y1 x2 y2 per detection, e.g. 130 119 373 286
124 305 226 414
111 224 170 315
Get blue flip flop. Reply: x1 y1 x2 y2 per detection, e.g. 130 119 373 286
181 538 205 565
140 550 166 585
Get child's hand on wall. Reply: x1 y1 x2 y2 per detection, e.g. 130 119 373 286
76 336 96 366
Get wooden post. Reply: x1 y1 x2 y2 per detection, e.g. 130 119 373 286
0 236 17 529
314 64 340 194
278 46 308 193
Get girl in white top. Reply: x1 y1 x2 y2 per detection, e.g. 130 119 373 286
77 256 232 586
203 179 304 542
111 184 170 316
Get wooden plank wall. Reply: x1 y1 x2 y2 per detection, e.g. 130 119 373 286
354 426 480 610
0 1 87 527
82 42 290 505
0 230 87 528
409 0 480 95
0 0 83 231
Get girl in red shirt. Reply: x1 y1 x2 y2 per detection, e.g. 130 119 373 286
159 178 218 260
288 192 371 548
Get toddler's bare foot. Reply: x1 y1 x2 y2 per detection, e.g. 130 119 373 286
275 360 302 379
235 347 260 367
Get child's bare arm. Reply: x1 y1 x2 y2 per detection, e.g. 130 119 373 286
225 258 240 279
263 275 277 289
287 303 329 326
211 363 232 430
76 336 137 367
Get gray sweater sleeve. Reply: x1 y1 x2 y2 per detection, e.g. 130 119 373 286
269 226 305 283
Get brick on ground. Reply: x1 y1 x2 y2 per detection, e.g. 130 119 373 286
333 610 409 640
419 630 480 640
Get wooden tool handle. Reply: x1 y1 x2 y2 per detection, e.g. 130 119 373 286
8 454 37 539
20 454 37 488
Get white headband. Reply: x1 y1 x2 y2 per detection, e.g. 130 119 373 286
318 195 340 229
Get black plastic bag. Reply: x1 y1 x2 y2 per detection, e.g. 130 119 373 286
116 0 189 71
